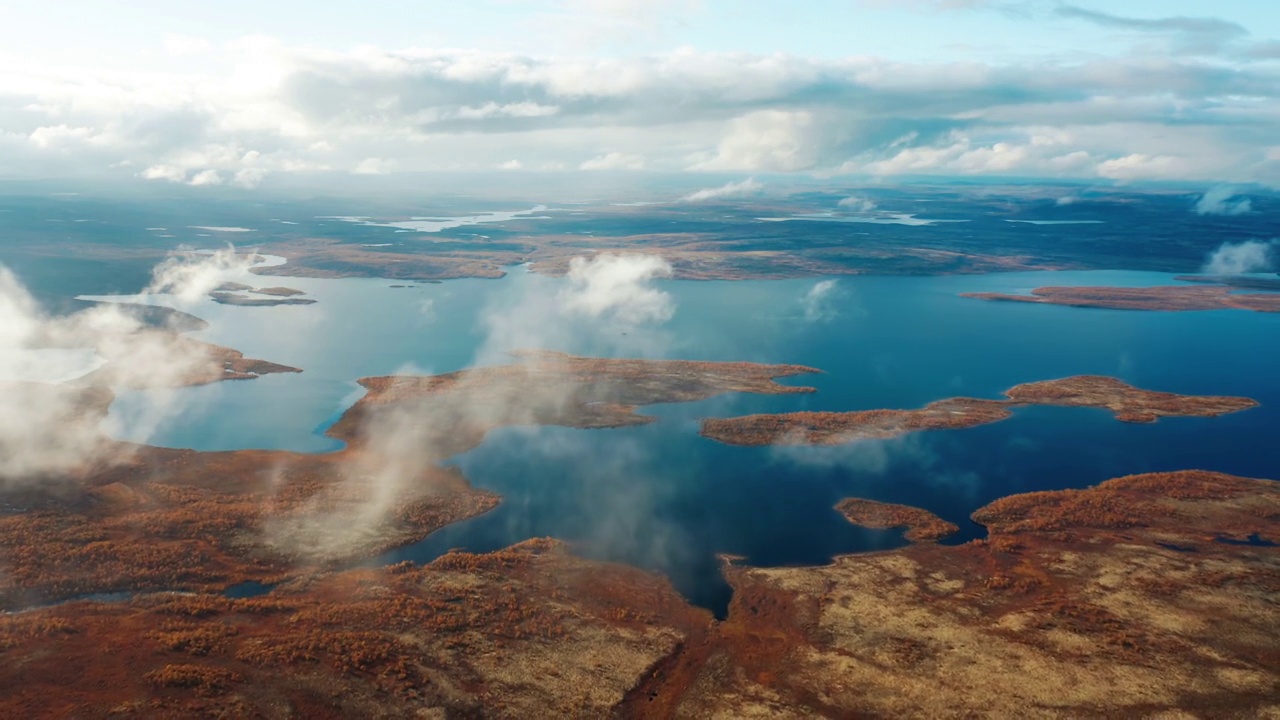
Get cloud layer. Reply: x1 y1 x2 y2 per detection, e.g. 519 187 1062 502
5 20 1280 186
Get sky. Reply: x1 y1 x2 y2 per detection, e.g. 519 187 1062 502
1 0 1278 188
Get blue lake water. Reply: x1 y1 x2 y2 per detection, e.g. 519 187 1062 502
91 269 1280 616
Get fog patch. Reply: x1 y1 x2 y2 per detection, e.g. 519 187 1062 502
0 250 261 485
681 178 762 202
1202 240 1275 275
800 279 845 323
838 195 876 213
1194 186 1252 216
479 253 675 362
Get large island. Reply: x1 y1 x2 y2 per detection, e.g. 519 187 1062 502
701 375 1259 446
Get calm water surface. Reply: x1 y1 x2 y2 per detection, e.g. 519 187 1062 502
89 269 1280 615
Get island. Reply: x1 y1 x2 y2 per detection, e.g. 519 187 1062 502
701 375 1258 446
1174 274 1280 291
209 283 315 307
960 284 1280 313
835 498 959 542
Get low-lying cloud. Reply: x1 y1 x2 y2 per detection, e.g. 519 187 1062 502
0 249 261 484
801 279 841 322
838 195 877 213
480 253 677 363
681 178 763 202
559 254 675 324
1194 186 1253 216
1202 240 1275 275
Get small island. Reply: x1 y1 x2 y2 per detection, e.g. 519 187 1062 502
960 284 1280 313
835 498 959 542
701 375 1258 446
209 283 316 306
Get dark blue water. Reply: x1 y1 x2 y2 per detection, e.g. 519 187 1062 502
88 269 1280 617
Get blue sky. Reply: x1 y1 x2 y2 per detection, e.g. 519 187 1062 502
1 0 1278 186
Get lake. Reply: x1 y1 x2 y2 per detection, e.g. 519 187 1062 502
86 267 1280 616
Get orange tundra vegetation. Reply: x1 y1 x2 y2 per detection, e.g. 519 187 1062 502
835 498 960 542
1 471 1276 717
0 352 817 609
701 374 1258 446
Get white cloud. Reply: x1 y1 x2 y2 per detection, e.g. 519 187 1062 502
140 164 188 183
478 253 676 363
1202 240 1275 275
559 254 675 325
691 110 817 172
1096 153 1184 181
149 247 256 303
838 195 877 213
580 152 646 170
498 159 524 170
3 43 1280 185
681 177 763 202
187 169 223 186
0 250 267 484
801 279 840 322
233 167 268 188
1194 186 1253 216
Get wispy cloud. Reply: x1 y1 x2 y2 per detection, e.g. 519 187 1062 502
682 178 763 202
801 280 840 323
1055 5 1247 55
1194 186 1252 216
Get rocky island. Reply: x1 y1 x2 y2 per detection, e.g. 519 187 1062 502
701 375 1258 446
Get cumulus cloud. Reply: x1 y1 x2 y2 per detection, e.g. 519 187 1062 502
838 195 877 213
1202 240 1275 275
479 254 676 365
3 36 1280 184
681 177 763 202
559 254 675 324
690 110 817 172
1194 186 1253 216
